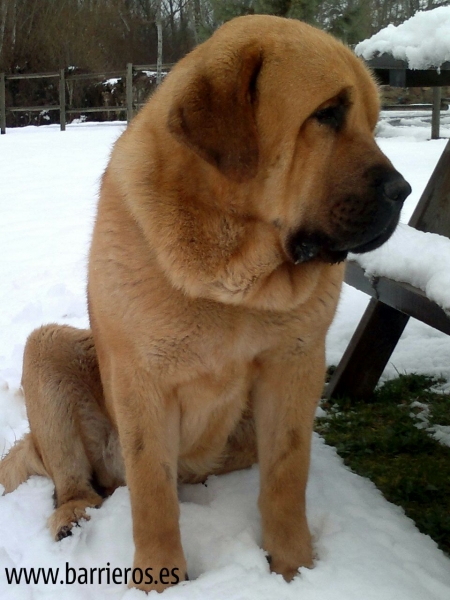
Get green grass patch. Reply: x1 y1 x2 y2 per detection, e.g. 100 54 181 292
316 373 450 555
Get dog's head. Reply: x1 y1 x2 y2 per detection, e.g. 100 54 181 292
167 15 410 265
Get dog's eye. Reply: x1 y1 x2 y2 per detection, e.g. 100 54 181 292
313 104 345 131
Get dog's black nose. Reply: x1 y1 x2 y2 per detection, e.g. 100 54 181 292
381 173 412 203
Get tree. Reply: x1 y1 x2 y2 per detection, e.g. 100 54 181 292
2 0 450 75
257 0 317 22
156 0 163 83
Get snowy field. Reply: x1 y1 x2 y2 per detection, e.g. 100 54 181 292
1 113 450 600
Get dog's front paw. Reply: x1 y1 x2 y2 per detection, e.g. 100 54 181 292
268 549 314 582
264 526 315 582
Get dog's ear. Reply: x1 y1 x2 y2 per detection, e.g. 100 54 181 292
168 44 263 182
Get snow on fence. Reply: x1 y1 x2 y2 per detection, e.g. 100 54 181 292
0 63 174 134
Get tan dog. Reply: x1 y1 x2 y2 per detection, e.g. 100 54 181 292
0 15 410 593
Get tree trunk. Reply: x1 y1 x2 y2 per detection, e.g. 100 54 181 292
192 0 201 45
156 0 163 85
0 0 8 60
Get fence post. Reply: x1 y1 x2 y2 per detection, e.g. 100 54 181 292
0 73 6 134
126 63 133 125
59 69 66 131
431 87 441 140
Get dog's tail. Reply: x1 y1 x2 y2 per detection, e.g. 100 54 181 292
0 433 48 494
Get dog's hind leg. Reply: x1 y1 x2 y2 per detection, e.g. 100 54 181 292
19 325 119 540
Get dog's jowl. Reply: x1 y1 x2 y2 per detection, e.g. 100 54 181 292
0 15 410 593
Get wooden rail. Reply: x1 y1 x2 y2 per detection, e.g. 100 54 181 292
0 63 174 134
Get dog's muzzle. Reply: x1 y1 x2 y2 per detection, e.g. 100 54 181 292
287 169 412 265
346 171 411 254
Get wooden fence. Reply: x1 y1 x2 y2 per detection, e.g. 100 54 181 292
0 63 173 134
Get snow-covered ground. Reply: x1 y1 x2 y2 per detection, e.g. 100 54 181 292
1 115 450 600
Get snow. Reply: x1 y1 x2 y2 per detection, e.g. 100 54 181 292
104 78 121 87
355 6 450 70
1 117 450 599
411 400 450 447
350 222 450 315
376 108 450 142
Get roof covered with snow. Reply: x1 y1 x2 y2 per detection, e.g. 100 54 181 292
355 7 450 70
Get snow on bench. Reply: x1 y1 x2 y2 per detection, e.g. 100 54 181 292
350 223 450 317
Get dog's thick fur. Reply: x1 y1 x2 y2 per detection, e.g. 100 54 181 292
0 15 410 593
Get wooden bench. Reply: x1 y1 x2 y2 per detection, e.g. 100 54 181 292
326 139 450 400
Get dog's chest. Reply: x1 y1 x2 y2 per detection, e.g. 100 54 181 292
173 310 312 458
176 360 252 454
150 303 308 377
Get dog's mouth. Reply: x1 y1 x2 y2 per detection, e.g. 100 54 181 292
346 225 395 254
287 211 401 266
